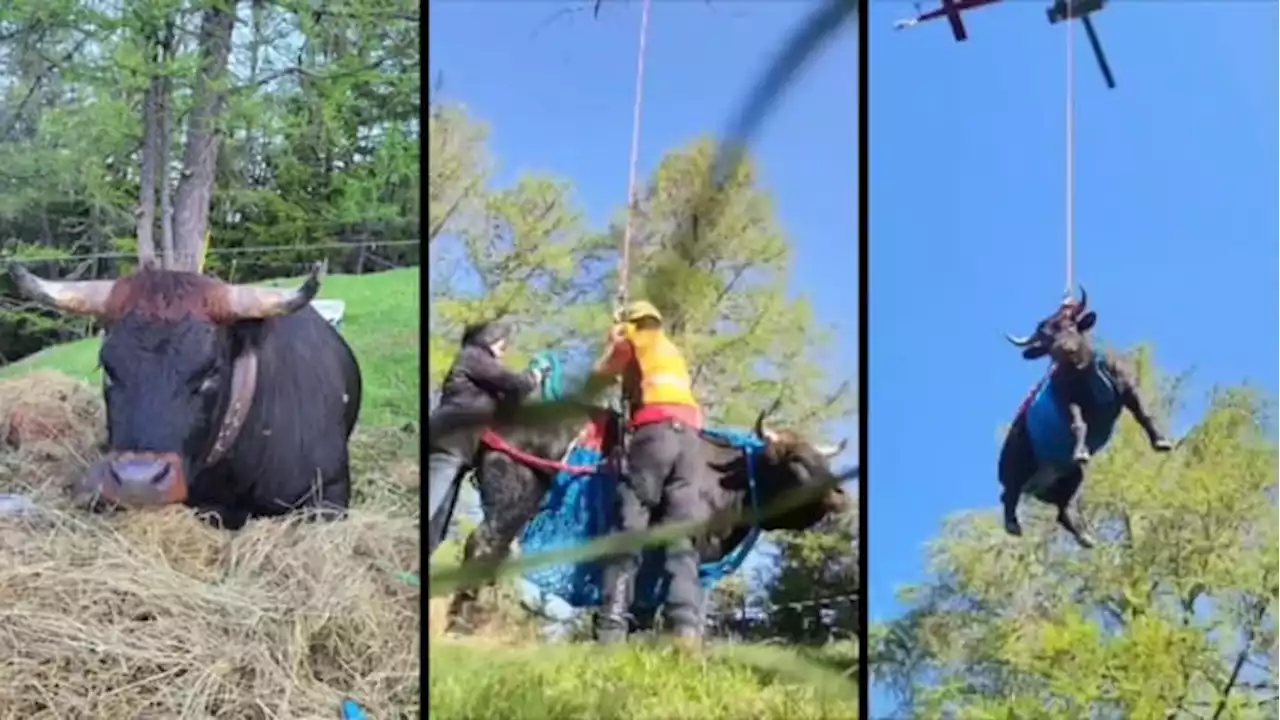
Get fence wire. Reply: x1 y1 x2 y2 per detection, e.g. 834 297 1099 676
1 239 422 266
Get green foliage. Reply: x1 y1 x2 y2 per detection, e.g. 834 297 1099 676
871 347 1278 719
429 641 859 720
427 112 852 441
0 0 421 363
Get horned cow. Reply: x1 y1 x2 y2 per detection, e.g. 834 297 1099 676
999 287 1172 547
7 262 362 529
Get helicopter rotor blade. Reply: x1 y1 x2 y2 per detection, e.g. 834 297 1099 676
1081 15 1116 89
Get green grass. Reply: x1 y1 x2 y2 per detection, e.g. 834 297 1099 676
0 268 420 429
428 640 859 720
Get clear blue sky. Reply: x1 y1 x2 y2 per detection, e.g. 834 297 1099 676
427 1 857 616
869 1 1276 714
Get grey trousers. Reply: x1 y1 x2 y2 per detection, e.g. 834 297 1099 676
600 420 706 633
427 451 467 559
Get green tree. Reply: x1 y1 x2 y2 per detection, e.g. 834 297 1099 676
0 1 421 363
760 513 860 645
606 137 853 434
871 348 1278 719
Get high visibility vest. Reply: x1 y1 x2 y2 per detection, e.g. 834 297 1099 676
622 326 699 410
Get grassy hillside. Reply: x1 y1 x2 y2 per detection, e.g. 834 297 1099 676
0 268 421 429
3 267 861 718
429 639 859 720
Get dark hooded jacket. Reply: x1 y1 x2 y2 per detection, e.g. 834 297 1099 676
428 320 540 457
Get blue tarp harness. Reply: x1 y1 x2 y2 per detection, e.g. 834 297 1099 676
1021 353 1122 490
518 353 763 610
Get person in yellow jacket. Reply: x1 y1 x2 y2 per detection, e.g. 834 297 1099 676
590 300 706 644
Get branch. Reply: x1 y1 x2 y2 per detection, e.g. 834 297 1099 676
230 56 396 95
1212 598 1271 719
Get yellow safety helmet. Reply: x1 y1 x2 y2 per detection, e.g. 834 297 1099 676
619 300 662 324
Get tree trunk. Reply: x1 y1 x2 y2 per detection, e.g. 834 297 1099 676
171 2 235 273
136 36 160 269
158 20 176 269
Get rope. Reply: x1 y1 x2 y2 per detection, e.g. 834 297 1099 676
617 0 653 311
1063 7 1076 299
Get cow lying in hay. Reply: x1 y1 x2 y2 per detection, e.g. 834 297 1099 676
6 262 362 530
1000 287 1171 548
445 395 854 638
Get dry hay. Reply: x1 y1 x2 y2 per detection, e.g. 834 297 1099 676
0 372 421 719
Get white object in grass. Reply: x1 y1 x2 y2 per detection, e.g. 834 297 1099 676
310 299 346 329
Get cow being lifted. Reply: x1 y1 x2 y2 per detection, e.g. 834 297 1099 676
6 262 361 530
446 401 854 638
999 287 1172 548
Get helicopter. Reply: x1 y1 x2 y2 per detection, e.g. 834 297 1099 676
894 0 1117 89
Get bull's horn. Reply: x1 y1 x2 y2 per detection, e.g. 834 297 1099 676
7 264 115 317
754 410 779 443
225 261 324 319
1004 333 1035 347
754 395 784 442
814 438 848 459
1075 285 1087 315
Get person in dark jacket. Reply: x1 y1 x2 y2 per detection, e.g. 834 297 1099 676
427 320 542 559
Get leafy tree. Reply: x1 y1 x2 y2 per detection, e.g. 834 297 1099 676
759 513 860 645
0 0 420 363
870 347 1278 719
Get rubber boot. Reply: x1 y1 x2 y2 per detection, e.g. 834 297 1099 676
594 565 636 644
669 624 704 653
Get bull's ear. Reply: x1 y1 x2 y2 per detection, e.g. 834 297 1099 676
1022 344 1049 360
1077 310 1097 331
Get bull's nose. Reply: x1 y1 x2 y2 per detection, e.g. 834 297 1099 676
109 457 172 488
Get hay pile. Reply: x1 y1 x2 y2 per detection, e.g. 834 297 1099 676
0 372 421 719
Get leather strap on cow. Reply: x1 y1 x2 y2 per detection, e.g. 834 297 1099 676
203 349 259 467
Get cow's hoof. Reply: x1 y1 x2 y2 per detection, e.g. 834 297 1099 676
1004 518 1023 537
1074 532 1096 549
1073 449 1091 465
1152 437 1174 452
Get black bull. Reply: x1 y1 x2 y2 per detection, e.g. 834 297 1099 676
999 288 1171 548
6 263 362 530
444 405 854 626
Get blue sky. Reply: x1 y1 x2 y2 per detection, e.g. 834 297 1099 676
870 0 1276 713
427 1 857 619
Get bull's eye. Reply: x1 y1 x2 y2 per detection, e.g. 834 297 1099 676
196 376 219 395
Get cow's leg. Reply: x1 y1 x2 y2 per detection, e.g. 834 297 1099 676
1120 388 1173 452
447 455 546 634
630 606 659 634
317 449 352 516
596 423 669 644
998 422 1033 538
1052 468 1094 548
1067 402 1091 464
656 423 707 646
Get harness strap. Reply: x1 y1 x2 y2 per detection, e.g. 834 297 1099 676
204 349 259 467
480 429 597 475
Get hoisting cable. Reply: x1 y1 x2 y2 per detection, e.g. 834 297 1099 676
612 0 653 462
1063 5 1076 300
617 0 653 312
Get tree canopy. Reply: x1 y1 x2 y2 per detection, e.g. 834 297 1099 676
871 348 1278 719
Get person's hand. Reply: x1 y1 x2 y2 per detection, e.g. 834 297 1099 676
530 367 545 385
607 323 626 342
